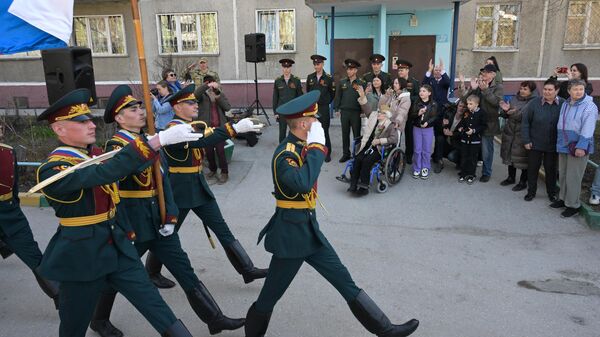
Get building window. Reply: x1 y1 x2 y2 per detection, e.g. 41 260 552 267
256 9 296 53
474 4 520 50
0 50 41 59
73 15 127 56
564 1 600 48
157 12 219 55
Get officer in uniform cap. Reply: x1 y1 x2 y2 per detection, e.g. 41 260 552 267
306 54 334 162
188 56 220 86
36 88 202 337
273 58 303 142
395 59 420 164
244 91 419 337
0 123 59 309
363 54 392 92
333 59 367 162
145 84 269 289
88 85 244 337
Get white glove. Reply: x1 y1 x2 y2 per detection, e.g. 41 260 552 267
158 124 203 146
232 118 263 134
307 121 326 146
159 224 175 237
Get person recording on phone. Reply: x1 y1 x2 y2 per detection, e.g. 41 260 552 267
151 80 175 131
549 63 593 100
379 77 411 131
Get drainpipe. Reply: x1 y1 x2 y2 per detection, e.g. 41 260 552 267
379 4 387 69
449 1 460 97
536 0 549 78
330 6 335 76
233 0 240 79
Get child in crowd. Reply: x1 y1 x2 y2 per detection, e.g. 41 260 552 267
457 95 487 184
410 85 438 179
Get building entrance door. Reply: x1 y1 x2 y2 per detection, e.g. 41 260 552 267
388 36 436 81
333 38 373 83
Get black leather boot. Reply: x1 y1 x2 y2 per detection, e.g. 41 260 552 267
162 319 193 337
244 303 271 337
348 290 419 337
224 240 268 284
33 267 59 309
185 282 245 335
90 292 123 337
145 252 176 288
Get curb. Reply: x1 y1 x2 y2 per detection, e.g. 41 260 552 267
18 192 49 208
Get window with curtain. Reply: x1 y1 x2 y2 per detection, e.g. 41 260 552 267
256 9 296 52
564 1 600 48
72 15 127 56
157 12 219 55
474 4 520 50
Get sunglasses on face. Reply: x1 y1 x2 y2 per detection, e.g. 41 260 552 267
168 73 176 77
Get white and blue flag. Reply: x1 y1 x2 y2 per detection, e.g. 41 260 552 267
0 0 74 54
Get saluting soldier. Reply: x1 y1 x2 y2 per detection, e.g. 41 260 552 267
396 59 420 164
244 91 419 337
188 57 220 86
306 54 334 162
0 123 59 308
273 58 303 142
363 54 392 92
88 85 244 337
35 89 202 337
145 84 268 288
333 59 367 162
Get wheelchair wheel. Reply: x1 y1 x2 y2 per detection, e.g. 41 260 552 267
385 147 405 185
376 180 388 193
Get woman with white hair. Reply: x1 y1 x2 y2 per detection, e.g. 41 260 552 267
348 88 398 195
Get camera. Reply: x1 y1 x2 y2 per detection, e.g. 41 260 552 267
150 88 159 96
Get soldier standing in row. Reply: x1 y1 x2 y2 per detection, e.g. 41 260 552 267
396 60 420 164
188 57 220 86
273 58 303 142
306 54 334 162
0 123 59 309
88 85 244 337
35 89 203 337
363 54 392 92
145 85 268 288
334 59 366 162
244 91 419 337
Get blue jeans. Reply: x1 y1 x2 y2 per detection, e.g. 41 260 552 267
591 165 600 196
481 135 495 177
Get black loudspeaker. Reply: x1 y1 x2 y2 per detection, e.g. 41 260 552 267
245 33 266 63
42 47 97 106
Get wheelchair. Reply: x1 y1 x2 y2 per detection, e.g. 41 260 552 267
336 130 406 193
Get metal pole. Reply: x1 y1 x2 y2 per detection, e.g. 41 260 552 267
330 6 335 75
449 1 460 97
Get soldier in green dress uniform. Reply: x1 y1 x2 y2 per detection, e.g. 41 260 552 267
36 89 202 337
144 84 268 288
273 58 303 142
88 85 244 337
396 59 420 164
333 59 367 162
306 54 334 162
244 91 419 337
363 54 392 92
0 124 59 308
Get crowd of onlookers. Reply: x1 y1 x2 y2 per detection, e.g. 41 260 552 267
153 54 599 219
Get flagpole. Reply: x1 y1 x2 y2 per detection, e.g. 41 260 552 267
130 0 167 224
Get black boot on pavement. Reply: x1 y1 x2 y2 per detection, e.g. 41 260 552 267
162 319 193 337
561 207 580 218
185 283 245 335
224 240 268 284
145 252 176 288
90 292 123 337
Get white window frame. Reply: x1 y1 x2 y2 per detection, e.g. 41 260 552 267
255 8 297 54
563 0 600 49
472 3 521 52
155 12 220 56
72 15 128 57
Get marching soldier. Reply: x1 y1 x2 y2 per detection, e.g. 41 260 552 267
89 85 244 337
306 54 334 162
333 59 367 162
273 58 303 142
396 59 420 164
0 124 59 308
35 88 201 337
188 57 220 86
363 54 392 92
244 91 419 337
145 84 268 288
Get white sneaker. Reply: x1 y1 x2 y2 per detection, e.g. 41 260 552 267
412 171 420 179
421 168 429 179
589 194 600 205
477 161 483 167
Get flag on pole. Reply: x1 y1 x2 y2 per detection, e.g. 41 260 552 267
0 0 74 55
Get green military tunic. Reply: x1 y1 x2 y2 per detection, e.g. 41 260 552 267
37 139 178 336
190 68 220 86
363 70 392 92
333 77 367 157
273 75 303 142
306 71 335 154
